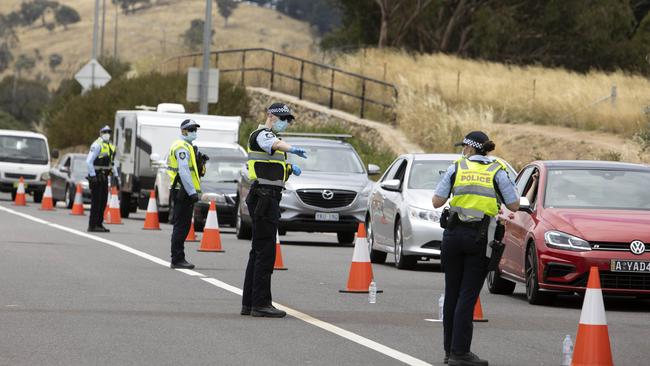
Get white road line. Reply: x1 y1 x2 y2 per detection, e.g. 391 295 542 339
0 204 433 366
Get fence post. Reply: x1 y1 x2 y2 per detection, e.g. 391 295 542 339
611 84 617 108
177 57 181 74
329 69 335 109
360 79 366 119
298 60 305 99
241 50 246 86
270 52 275 91
214 52 219 68
532 79 536 102
456 71 461 97
393 87 398 125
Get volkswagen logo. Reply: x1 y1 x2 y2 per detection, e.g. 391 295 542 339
630 240 646 255
322 190 334 200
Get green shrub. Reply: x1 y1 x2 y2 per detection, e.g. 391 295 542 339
46 73 249 148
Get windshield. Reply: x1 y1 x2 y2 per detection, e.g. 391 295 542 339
0 136 48 164
72 158 89 176
200 147 246 159
408 160 454 189
202 159 245 183
545 169 650 210
286 146 365 174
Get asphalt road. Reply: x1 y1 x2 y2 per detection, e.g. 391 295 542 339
1 193 648 366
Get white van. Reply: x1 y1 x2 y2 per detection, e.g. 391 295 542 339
113 103 241 218
0 129 55 202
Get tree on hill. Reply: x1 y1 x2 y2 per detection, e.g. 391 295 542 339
0 76 50 126
275 0 342 35
112 0 152 15
0 110 26 130
18 0 60 27
182 19 213 51
55 5 81 30
216 0 238 28
48 53 62 72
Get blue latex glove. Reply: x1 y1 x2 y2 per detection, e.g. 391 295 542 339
292 165 302 176
289 146 308 159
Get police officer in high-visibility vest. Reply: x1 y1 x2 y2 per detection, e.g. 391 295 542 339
167 119 203 269
241 103 307 318
432 131 519 366
86 125 119 233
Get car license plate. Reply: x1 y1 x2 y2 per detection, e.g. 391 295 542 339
315 212 339 221
610 260 650 273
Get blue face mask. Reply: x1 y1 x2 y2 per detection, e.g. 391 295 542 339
184 131 197 142
273 119 289 133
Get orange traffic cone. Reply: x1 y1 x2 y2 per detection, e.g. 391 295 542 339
104 189 111 221
186 216 199 242
274 231 287 270
70 183 85 215
340 223 382 293
198 201 224 252
143 190 161 230
40 180 55 210
13 177 26 206
571 267 613 366
472 296 489 322
105 186 122 224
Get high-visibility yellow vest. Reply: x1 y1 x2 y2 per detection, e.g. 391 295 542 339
246 128 291 187
167 139 202 193
92 137 115 171
449 157 502 221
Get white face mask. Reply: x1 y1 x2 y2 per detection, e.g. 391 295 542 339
101 133 111 142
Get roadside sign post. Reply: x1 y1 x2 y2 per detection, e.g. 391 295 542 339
187 67 219 104
75 59 111 93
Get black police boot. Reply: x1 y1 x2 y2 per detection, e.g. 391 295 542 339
251 306 286 318
170 260 195 269
240 306 251 316
448 352 488 366
97 225 110 232
87 226 104 233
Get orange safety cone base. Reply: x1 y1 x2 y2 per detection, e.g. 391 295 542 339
13 178 27 206
472 297 489 322
197 201 224 252
185 220 199 242
340 262 383 293
274 243 288 270
571 324 613 366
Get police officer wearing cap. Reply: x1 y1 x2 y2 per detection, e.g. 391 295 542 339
86 125 119 233
167 119 203 269
241 103 307 318
432 131 519 366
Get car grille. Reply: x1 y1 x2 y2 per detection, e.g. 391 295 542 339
590 241 646 252
296 189 357 209
573 271 650 290
5 173 37 180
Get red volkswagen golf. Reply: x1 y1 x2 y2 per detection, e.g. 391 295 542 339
487 160 650 304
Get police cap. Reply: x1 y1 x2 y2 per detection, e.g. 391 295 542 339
267 103 295 121
454 131 489 150
180 119 201 130
99 125 112 133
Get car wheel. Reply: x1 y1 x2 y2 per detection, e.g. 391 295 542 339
119 191 131 219
526 244 554 305
65 185 74 209
487 270 516 295
337 231 355 246
367 217 386 264
394 220 416 270
236 199 252 240
33 191 43 203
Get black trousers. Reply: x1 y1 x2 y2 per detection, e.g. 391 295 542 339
441 225 488 355
170 187 194 263
242 184 281 308
88 173 108 228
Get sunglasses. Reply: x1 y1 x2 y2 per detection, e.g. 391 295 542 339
185 127 198 132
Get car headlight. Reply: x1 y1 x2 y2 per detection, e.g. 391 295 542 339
544 231 591 251
41 172 50 181
201 192 226 203
408 206 441 222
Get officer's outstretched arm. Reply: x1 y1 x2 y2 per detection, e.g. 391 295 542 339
272 140 308 158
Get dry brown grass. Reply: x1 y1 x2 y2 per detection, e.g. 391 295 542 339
0 0 317 86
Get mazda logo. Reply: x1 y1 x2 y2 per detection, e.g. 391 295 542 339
630 240 646 255
322 190 334 200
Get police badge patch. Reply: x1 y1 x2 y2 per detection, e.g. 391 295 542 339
265 132 274 138
179 151 186 159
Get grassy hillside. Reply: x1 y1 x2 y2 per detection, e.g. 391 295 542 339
0 0 317 86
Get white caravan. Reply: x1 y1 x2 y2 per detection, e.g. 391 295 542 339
0 129 56 203
113 103 241 218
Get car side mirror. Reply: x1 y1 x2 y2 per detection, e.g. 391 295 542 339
367 164 381 176
518 196 531 211
50 149 59 159
150 153 164 168
60 167 70 174
380 179 401 192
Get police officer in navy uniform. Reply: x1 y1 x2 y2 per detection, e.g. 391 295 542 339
432 131 519 366
167 119 203 269
241 103 307 318
86 125 119 232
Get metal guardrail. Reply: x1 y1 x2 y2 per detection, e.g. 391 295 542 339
160 48 398 123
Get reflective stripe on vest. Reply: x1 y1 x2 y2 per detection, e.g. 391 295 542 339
167 140 201 193
246 128 290 187
449 158 501 220
93 137 115 170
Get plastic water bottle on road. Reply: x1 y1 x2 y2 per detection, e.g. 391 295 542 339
368 280 377 304
560 334 573 366
438 293 445 321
